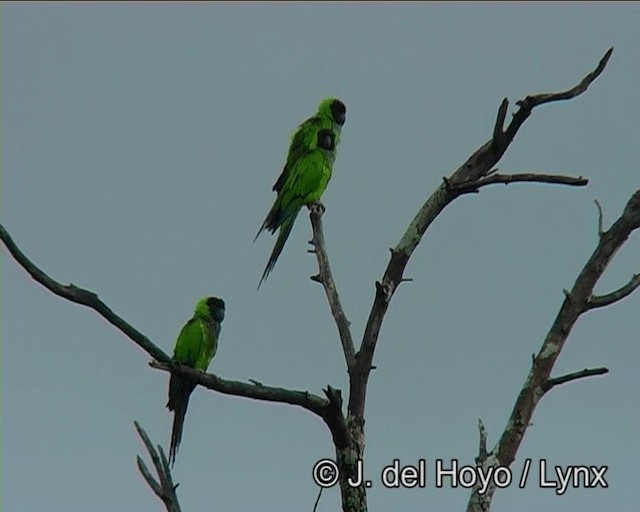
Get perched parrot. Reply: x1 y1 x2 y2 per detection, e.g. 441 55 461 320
166 296 225 466
254 97 347 288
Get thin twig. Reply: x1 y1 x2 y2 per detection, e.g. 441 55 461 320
501 47 614 148
594 199 604 236
449 172 588 195
0 223 170 363
586 274 640 310
308 203 357 370
312 487 323 512
544 367 609 391
511 48 613 112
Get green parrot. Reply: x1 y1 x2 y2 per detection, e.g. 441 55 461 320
166 296 225 466
254 97 346 288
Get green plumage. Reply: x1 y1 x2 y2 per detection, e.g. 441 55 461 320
255 97 347 288
166 297 225 466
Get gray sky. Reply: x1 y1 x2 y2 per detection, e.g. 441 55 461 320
3 3 639 511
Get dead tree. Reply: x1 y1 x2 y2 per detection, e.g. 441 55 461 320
3 47 638 512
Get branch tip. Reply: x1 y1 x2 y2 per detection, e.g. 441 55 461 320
477 418 488 462
134 421 182 511
594 199 604 236
545 367 609 391
493 98 509 142
310 274 323 283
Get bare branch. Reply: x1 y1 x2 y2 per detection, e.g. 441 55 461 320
504 47 614 142
352 49 614 421
521 49 614 104
0 223 171 364
448 172 588 195
137 457 163 499
308 203 357 370
586 274 640 310
476 172 586 187
135 421 182 512
150 360 327 412
544 367 609 391
149 361 351 450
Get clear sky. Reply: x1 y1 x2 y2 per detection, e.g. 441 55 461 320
3 3 639 511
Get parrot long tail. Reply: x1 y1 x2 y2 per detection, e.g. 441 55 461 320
254 198 283 243
169 394 190 466
257 212 298 289
167 375 196 467
254 219 268 243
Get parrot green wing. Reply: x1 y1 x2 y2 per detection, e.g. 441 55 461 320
272 122 310 193
260 119 327 239
276 127 337 218
171 317 219 370
280 148 333 207
172 318 203 366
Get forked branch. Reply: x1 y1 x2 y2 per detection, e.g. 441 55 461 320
135 421 182 512
350 48 614 421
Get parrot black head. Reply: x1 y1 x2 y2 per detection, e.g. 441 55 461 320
195 296 225 322
330 99 346 126
206 297 225 322
318 97 346 127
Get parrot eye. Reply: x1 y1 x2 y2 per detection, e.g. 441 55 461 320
330 100 346 126
317 129 335 150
